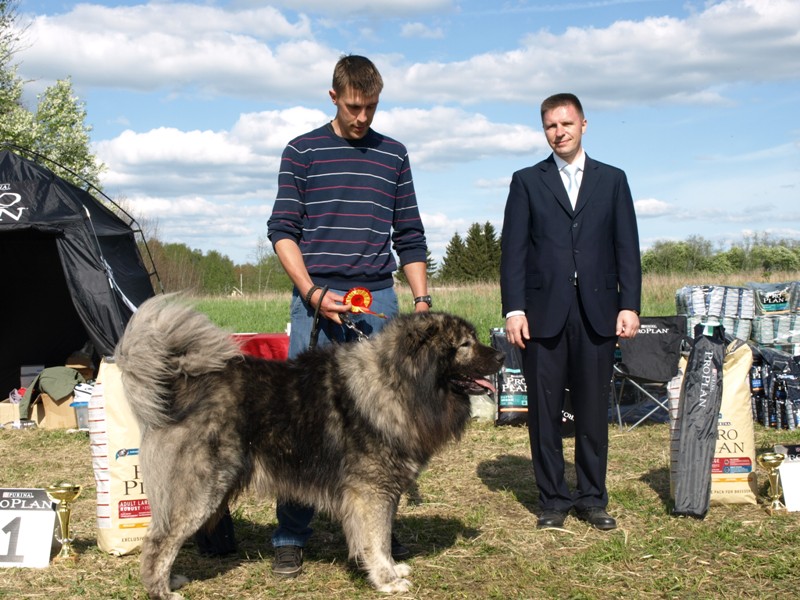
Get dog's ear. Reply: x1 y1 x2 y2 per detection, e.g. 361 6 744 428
398 313 444 355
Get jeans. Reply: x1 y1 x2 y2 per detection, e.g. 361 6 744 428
272 285 399 549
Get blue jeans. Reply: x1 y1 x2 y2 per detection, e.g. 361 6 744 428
272 286 399 549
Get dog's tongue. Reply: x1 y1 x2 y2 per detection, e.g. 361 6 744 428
474 377 496 395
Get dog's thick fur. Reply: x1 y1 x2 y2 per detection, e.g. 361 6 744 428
115 295 505 599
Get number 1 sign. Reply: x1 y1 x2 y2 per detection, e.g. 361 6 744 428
0 488 56 568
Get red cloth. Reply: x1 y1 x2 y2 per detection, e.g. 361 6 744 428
232 333 289 361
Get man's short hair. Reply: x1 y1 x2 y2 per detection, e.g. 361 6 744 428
332 54 384 96
540 93 584 122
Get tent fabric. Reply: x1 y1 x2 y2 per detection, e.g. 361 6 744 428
672 322 726 518
0 149 154 395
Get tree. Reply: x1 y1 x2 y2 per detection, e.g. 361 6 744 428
32 78 104 188
1 2 103 188
439 232 467 283
461 221 500 282
394 248 438 285
641 236 715 274
201 250 236 294
0 1 32 144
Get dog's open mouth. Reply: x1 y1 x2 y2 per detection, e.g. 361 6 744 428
450 375 496 396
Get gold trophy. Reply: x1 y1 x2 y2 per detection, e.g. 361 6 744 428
46 482 83 560
756 452 786 515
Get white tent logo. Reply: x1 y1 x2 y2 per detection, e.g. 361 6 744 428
0 192 26 221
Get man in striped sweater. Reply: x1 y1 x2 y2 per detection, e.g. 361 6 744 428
267 54 431 578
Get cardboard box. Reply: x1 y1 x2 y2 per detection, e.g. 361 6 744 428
65 354 95 382
0 400 21 424
32 393 78 429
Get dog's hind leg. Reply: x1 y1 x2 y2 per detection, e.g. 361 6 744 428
139 431 240 599
140 490 234 599
340 488 411 593
140 526 191 600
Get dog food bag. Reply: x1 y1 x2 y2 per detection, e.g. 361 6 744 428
490 328 527 426
89 358 151 555
672 322 725 519
710 340 758 505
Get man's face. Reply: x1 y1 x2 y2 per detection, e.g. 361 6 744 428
542 104 587 163
329 86 380 140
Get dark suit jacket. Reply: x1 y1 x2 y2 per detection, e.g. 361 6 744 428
500 154 641 338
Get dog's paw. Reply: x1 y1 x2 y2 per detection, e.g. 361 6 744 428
393 562 412 578
169 573 190 591
376 577 411 593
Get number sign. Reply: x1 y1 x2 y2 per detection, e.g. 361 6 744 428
0 488 56 568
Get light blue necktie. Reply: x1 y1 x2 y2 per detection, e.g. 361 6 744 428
564 165 578 208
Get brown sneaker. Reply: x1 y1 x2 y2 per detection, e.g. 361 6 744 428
272 545 303 578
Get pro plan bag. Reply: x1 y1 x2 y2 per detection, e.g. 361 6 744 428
490 328 575 436
90 359 151 555
672 322 725 518
491 328 528 426
710 339 757 505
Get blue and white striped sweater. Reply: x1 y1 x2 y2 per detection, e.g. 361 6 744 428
268 124 427 291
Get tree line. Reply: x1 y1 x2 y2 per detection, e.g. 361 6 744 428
140 227 800 296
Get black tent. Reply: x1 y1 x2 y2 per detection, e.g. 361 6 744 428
0 148 157 395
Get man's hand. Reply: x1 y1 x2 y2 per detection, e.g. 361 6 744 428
307 288 351 325
505 314 530 349
616 310 640 339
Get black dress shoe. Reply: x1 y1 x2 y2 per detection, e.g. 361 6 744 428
536 509 568 529
574 507 616 530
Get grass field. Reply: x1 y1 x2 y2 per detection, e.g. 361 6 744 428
2 422 798 599
2 275 799 599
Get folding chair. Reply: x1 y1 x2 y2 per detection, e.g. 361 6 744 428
611 316 688 431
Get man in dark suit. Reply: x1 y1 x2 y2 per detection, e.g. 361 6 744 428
500 93 641 531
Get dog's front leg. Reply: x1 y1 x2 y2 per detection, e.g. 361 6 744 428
339 488 411 593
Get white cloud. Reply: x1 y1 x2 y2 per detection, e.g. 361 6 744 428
635 198 674 217
375 107 545 168
15 0 800 107
236 0 455 17
400 22 445 39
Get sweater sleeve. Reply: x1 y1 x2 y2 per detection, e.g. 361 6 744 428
267 142 306 246
391 151 428 265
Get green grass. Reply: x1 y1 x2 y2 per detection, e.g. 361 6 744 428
193 272 800 345
2 412 799 599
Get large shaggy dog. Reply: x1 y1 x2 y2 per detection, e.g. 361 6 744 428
115 296 504 599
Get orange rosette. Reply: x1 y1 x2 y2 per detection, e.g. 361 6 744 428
343 287 386 318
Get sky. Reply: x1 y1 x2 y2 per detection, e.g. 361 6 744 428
11 0 800 266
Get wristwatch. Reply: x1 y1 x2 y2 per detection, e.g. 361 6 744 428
414 295 433 308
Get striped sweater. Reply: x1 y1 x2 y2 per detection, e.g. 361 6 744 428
267 123 427 291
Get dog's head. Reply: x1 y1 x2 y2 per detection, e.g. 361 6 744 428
383 312 505 397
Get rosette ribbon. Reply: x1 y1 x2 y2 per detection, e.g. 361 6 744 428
343 287 387 318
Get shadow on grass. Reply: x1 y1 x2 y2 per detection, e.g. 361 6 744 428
477 454 542 514
640 465 672 512
169 511 478 588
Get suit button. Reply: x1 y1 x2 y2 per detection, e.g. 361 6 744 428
572 223 578 228
573 249 579 254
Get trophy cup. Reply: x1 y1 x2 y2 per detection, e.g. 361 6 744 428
45 482 83 560
756 452 786 515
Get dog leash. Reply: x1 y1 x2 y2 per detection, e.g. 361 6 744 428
308 285 329 350
308 286 369 349
339 313 369 342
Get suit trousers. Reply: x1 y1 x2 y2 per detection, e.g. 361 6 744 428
522 284 616 512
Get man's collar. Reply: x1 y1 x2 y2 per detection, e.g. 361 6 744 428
553 150 586 171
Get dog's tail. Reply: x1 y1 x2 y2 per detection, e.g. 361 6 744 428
115 294 242 430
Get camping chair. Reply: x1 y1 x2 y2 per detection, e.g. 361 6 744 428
611 316 688 431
